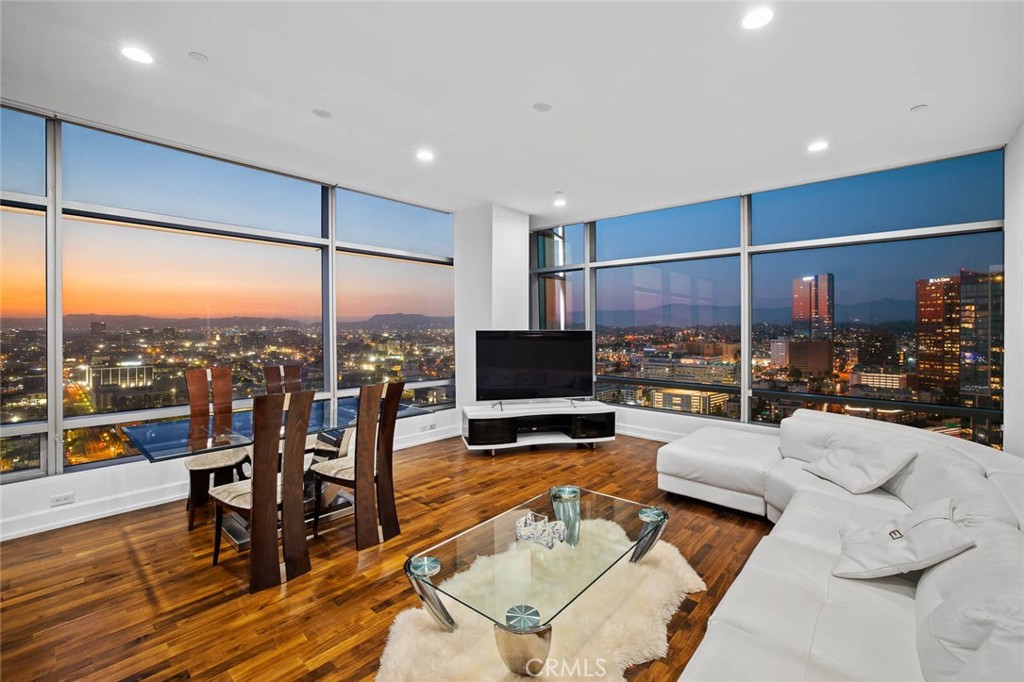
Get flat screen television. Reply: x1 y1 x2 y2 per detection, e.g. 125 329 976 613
476 330 594 401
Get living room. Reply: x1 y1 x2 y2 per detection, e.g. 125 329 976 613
1 2 1021 680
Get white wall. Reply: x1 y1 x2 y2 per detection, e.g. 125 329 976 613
453 203 531 408
1004 118 1024 455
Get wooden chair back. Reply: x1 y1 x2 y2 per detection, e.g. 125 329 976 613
185 367 233 419
263 364 302 395
249 390 314 592
352 383 385 549
376 381 405 541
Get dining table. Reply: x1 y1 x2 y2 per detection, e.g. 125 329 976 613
122 397 430 549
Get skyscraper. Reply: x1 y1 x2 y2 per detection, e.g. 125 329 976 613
857 332 898 369
792 273 834 340
960 267 1004 410
915 276 960 394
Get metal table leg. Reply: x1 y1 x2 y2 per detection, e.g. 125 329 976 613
494 604 553 675
630 507 668 563
405 556 456 632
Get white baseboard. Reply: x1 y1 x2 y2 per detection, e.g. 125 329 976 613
615 423 683 443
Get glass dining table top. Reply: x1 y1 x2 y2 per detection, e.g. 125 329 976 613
123 396 430 462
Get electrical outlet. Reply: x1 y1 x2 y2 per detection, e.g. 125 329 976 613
51 493 75 507
427 423 437 431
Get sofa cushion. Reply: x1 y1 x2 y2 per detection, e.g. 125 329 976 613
780 409 922 464
882 443 1018 528
832 498 975 579
987 470 1024 528
915 534 1024 682
803 427 917 493
656 426 781 497
764 457 908 515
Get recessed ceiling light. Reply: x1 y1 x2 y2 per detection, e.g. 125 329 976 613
741 7 774 30
806 139 829 153
416 148 435 162
533 102 553 113
553 192 567 208
188 51 209 64
312 108 333 119
910 104 929 113
120 46 154 64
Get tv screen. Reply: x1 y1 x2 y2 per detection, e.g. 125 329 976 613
476 330 594 401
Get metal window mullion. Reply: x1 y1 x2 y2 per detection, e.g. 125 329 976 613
333 241 453 266
740 195 752 424
591 246 743 270
46 119 63 476
585 222 596 379
0 422 49 437
325 187 338 429
745 220 1003 255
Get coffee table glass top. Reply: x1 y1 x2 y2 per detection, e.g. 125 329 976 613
404 488 666 628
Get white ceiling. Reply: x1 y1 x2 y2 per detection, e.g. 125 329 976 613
2 2 1022 228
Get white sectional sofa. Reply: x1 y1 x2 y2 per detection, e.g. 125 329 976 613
657 409 1024 682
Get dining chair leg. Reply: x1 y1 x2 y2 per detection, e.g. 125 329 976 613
187 470 208 531
377 479 400 542
213 504 223 566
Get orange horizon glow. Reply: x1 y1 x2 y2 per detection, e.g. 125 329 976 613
1 208 46 318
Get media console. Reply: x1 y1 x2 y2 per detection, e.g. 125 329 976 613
461 400 616 454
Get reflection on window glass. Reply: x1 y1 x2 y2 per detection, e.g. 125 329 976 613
1 434 43 473
336 188 453 258
750 232 1004 447
1 207 47 425
596 197 740 261
539 271 586 330
62 124 322 236
597 380 739 420
0 108 46 196
336 252 454 388
537 224 585 267
750 399 1002 449
752 150 1004 244
595 257 741 401
61 216 324 424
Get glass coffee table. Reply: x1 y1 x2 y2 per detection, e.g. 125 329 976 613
403 486 668 674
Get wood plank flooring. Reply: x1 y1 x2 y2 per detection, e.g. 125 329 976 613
1 435 771 681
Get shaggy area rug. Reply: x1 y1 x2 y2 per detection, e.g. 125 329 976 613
377 519 705 681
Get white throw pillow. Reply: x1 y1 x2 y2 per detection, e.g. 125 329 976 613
832 498 976 579
804 430 917 494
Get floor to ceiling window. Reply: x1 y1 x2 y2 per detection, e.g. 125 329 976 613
0 107 455 480
532 150 1006 449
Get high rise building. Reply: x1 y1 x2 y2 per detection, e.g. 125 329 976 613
915 276 960 394
960 267 1004 411
770 338 790 368
789 340 833 377
857 332 899 369
792 273 834 340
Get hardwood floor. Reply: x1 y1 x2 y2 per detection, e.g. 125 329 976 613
0 435 771 681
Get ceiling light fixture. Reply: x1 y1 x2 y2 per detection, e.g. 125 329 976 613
188 51 209 63
553 192 567 208
533 102 553 113
741 7 774 30
806 139 830 153
121 46 154 64
312 108 333 119
416 148 435 162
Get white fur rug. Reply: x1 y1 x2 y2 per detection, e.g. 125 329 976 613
378 519 705 682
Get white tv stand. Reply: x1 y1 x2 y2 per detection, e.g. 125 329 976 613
461 400 616 454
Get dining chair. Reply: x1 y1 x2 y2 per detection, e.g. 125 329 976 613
183 367 250 531
263 364 302 395
310 381 405 549
210 389 314 593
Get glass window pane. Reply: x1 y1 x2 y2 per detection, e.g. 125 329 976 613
62 124 322 237
1 108 46 196
336 253 454 388
536 224 585 267
752 150 1004 245
595 197 740 261
751 232 1003 448
595 257 741 389
538 271 586 330
1 207 47 425
2 433 43 473
597 380 740 419
62 217 324 416
336 188 453 258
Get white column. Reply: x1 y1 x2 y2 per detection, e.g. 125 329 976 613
454 204 531 408
1003 118 1024 456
